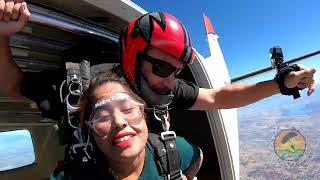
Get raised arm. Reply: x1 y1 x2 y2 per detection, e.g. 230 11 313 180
0 1 30 99
192 66 316 110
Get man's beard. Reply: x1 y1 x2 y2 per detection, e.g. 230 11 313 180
139 74 174 107
151 86 171 95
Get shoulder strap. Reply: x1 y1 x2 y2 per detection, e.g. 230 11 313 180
147 133 168 177
61 60 90 144
147 133 182 180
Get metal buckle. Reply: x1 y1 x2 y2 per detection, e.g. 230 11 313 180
71 143 93 154
161 131 176 141
153 108 170 131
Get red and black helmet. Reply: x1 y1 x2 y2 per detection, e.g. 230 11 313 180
120 12 195 91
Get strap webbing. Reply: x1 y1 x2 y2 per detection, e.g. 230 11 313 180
147 133 182 180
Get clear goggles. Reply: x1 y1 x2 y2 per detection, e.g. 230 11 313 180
87 93 145 137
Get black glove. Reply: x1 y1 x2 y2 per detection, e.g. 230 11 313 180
274 64 301 99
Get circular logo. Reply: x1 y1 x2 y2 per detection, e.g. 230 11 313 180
274 128 306 161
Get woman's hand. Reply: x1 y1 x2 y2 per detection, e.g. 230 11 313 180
0 0 30 36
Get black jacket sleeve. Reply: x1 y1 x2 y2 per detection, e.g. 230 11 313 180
170 79 199 110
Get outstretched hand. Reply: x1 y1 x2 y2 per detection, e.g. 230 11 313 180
284 64 316 96
0 0 30 36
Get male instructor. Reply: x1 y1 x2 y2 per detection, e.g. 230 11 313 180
0 1 316 120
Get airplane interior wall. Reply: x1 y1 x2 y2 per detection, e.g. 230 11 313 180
0 124 65 180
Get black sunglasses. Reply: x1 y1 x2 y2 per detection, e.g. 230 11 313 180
139 53 182 78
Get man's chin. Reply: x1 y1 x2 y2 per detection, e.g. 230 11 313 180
152 88 171 95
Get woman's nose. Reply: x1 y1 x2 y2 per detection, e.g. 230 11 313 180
112 112 128 129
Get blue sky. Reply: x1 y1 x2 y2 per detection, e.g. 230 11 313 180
133 0 320 80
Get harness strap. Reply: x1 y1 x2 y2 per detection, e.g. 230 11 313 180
161 131 182 180
147 133 182 180
80 60 90 92
61 60 94 167
147 133 168 176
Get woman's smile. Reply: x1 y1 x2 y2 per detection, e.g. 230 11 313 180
113 132 136 148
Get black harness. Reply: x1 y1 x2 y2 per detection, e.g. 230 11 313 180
54 133 181 180
147 133 182 180
58 60 96 171
151 105 182 179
